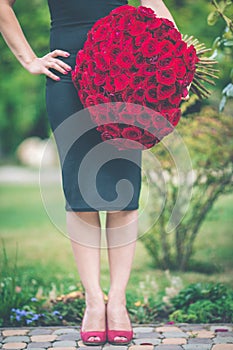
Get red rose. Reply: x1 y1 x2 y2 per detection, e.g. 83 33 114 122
158 40 174 57
94 52 110 70
122 88 134 101
110 4 137 16
85 95 96 107
135 32 152 47
95 94 109 105
168 28 182 42
116 51 135 69
156 56 174 69
118 14 136 31
129 74 145 89
93 23 111 41
136 111 153 127
175 40 188 57
141 38 160 57
145 86 158 103
105 76 115 93
146 75 157 86
166 108 181 126
104 123 122 137
137 6 155 19
110 64 121 77
174 58 186 78
156 69 176 85
140 130 158 145
94 71 106 86
151 113 168 129
121 126 143 140
129 21 147 36
134 52 146 68
114 74 130 92
138 64 157 76
108 45 122 60
133 87 145 102
169 92 182 105
87 60 97 76
150 17 163 29
110 30 124 44
183 45 198 70
101 131 114 141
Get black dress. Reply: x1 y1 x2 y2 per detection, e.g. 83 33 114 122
46 0 142 212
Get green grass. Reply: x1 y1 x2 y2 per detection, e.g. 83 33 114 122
0 183 233 301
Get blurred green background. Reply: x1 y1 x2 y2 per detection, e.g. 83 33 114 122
0 0 233 326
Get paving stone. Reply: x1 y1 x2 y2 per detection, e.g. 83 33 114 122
133 327 155 333
56 333 80 341
216 332 233 338
134 332 161 339
26 348 46 350
48 348 77 350
162 338 187 344
155 346 183 350
26 341 51 348
78 347 102 350
211 326 232 332
3 343 27 349
3 336 30 343
214 337 233 344
162 331 188 338
187 330 215 338
29 329 53 336
212 345 233 350
52 328 79 335
30 335 57 342
188 338 213 344
103 345 128 350
156 326 182 333
128 346 154 350
182 344 212 350
133 337 161 345
2 330 29 337
52 340 77 347
180 325 207 332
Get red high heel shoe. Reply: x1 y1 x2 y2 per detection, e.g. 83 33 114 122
80 329 107 346
107 329 133 345
80 306 107 346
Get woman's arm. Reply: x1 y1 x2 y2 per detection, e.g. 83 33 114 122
140 0 178 28
0 0 71 81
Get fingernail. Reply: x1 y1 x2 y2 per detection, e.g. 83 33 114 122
64 71 68 75
67 67 72 71
56 77 61 81
65 53 70 57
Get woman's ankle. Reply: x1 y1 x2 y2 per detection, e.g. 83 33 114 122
107 289 126 305
85 289 105 306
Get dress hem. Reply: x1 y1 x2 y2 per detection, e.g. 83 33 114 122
65 206 139 212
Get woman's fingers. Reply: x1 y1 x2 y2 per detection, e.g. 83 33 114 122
50 57 72 72
43 50 72 78
50 49 70 58
43 67 61 81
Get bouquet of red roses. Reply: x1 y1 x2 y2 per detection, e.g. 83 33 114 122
72 5 216 150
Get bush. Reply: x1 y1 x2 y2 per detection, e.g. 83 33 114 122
169 282 233 323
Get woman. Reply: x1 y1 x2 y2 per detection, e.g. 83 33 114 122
0 0 178 345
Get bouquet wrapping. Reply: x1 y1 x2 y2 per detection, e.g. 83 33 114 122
72 5 200 150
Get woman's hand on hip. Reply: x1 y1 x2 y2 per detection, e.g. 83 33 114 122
26 49 72 81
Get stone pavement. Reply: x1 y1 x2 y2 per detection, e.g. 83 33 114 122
0 324 233 350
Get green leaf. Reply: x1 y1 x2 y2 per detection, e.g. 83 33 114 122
207 11 220 26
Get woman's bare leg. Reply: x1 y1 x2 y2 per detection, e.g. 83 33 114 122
106 209 138 341
66 211 105 342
